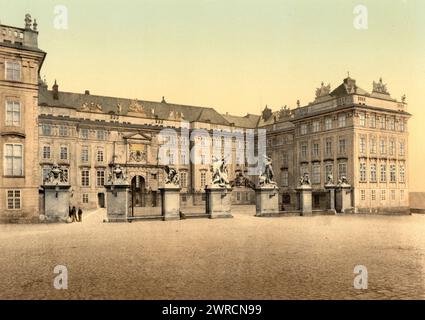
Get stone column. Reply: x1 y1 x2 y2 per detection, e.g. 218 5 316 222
336 183 352 213
105 182 130 222
159 185 181 221
255 186 279 216
325 184 337 214
296 185 313 216
206 185 233 219
43 183 71 222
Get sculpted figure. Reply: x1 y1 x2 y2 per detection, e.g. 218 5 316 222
259 155 276 186
164 166 180 186
211 156 230 188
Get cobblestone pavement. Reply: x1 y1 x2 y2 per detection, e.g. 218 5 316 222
0 207 424 300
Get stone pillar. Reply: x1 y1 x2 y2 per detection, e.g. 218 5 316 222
325 184 337 214
105 183 130 222
296 185 312 216
43 184 71 222
335 183 352 213
255 186 279 216
206 186 233 219
159 185 181 221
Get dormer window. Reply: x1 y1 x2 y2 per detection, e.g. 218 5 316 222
5 61 21 81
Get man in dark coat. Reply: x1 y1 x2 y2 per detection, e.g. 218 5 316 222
77 207 83 222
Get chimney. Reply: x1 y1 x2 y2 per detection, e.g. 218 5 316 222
52 80 59 100
85 90 90 95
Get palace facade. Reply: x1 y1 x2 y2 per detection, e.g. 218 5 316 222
0 16 411 222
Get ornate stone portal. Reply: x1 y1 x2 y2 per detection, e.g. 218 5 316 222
104 164 130 222
159 166 181 221
206 157 233 219
255 156 280 217
42 163 71 222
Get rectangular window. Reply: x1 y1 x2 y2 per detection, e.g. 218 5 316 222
400 120 405 132
81 147 89 162
380 139 386 154
5 61 21 81
399 165 405 183
338 114 346 128
399 141 405 157
389 140 395 156
5 101 21 127
4 144 23 176
60 146 68 160
325 117 332 130
391 190 396 201
390 164 396 183
370 163 377 182
200 172 206 187
281 170 289 187
97 150 104 163
359 112 366 127
180 172 187 188
400 190 405 201
381 190 386 201
82 194 89 204
360 190 366 201
360 162 367 182
81 129 89 139
7 190 21 209
338 162 347 179
96 170 105 187
59 126 69 137
338 139 346 155
81 170 90 187
312 143 319 158
325 140 332 156
43 145 51 159
389 118 395 131
96 130 106 140
370 137 377 154
42 124 52 136
380 163 387 183
371 190 376 201
236 192 241 201
359 137 366 154
301 143 308 159
300 124 308 135
380 116 386 129
312 121 320 133
370 114 376 128
312 165 320 184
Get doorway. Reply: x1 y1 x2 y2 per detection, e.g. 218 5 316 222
97 193 105 208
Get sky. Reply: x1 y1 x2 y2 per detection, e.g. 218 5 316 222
1 0 425 191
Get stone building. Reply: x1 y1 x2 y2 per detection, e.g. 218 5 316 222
0 16 411 222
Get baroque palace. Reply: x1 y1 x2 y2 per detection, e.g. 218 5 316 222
0 16 411 222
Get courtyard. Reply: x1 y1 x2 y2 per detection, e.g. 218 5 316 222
0 206 424 300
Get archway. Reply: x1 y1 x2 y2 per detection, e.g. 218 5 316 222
131 175 146 211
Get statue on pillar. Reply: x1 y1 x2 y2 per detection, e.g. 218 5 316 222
211 156 230 188
107 164 128 184
258 155 277 187
299 173 311 186
325 174 334 186
45 163 68 184
164 165 180 186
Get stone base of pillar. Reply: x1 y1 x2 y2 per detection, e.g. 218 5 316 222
105 183 130 222
255 186 279 216
325 184 337 215
43 184 71 222
206 186 233 219
296 185 312 216
160 186 181 221
336 184 352 213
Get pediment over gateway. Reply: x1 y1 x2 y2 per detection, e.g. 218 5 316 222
123 132 152 143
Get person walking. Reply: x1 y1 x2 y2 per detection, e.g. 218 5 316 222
77 207 83 222
71 206 77 222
